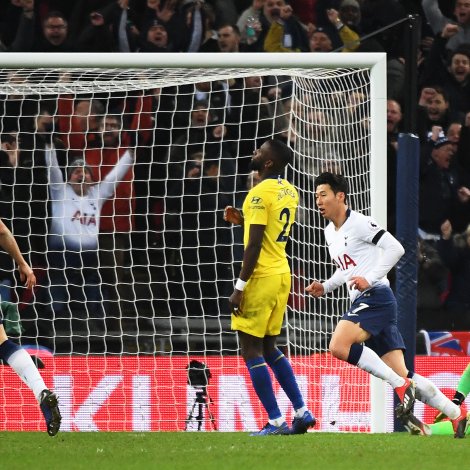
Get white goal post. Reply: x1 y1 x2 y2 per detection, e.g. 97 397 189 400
0 52 389 432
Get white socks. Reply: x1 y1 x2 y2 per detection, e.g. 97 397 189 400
7 349 47 401
412 373 460 420
356 346 405 388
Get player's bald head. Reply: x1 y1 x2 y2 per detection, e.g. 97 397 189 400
265 139 292 171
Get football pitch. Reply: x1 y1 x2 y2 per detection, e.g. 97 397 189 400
1 432 470 470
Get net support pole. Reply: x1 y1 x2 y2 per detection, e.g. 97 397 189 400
369 53 388 433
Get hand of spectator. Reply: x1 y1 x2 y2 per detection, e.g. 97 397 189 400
441 23 459 39
267 86 282 100
253 0 264 10
419 87 437 107
420 36 434 53
306 22 316 38
147 0 160 10
458 186 470 203
280 4 293 20
431 125 443 141
90 12 105 26
156 0 177 23
187 166 200 178
305 280 324 297
441 219 453 240
327 8 340 26
20 0 34 17
212 125 227 139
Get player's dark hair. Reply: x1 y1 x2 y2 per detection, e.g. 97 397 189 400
266 139 292 171
315 172 349 199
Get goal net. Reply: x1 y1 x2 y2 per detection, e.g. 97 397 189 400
0 53 389 432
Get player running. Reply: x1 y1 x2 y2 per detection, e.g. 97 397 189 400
307 172 468 437
399 362 470 437
0 218 61 436
224 139 315 436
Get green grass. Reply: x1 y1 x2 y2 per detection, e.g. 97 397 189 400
2 432 470 470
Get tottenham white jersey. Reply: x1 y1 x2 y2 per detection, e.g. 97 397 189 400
324 209 391 303
46 148 133 251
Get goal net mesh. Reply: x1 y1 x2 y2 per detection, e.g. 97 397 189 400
0 65 378 432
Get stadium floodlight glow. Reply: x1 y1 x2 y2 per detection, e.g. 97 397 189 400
0 52 387 432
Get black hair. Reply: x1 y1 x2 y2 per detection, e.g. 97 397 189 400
218 24 241 36
266 139 292 171
315 172 349 199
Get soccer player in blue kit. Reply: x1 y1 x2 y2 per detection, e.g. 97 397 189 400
306 172 468 437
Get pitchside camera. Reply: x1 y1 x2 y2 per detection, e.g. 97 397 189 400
186 360 211 388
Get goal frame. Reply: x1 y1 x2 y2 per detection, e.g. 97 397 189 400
0 52 388 432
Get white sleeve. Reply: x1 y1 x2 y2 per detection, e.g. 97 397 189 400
45 146 64 192
322 268 346 294
96 150 134 203
422 0 448 35
363 231 405 285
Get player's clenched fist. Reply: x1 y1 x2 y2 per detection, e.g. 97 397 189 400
224 206 244 225
305 281 324 297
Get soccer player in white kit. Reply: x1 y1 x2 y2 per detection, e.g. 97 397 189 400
306 172 468 437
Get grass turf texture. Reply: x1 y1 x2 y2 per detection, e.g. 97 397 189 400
1 432 470 470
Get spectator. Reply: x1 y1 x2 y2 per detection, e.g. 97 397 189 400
420 43 470 115
45 145 134 338
325 6 360 52
216 24 244 52
422 0 470 52
165 151 232 317
248 0 309 52
237 0 265 45
309 27 335 52
56 98 105 156
85 114 135 327
169 99 234 190
419 130 470 238
139 19 173 51
437 220 470 330
416 86 460 144
11 9 74 52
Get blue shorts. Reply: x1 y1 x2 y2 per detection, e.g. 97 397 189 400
342 285 406 357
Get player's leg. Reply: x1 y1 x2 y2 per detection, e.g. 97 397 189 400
263 335 316 434
238 331 289 435
262 273 315 434
0 324 61 436
381 346 467 437
232 275 290 435
330 319 415 412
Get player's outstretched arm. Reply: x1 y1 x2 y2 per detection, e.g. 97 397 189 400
224 206 244 225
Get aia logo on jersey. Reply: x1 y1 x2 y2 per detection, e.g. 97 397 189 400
251 196 263 204
334 253 357 270
71 210 96 226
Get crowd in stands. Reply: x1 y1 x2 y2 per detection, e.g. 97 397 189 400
0 0 469 351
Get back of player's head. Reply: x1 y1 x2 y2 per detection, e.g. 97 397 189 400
266 139 292 171
315 172 349 199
